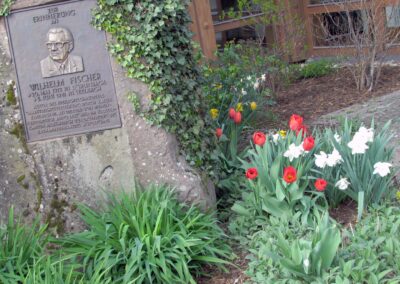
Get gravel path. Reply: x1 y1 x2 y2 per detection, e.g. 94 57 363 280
313 90 400 181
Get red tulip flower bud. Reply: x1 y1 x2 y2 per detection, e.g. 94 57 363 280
289 114 304 131
303 136 315 151
216 128 222 138
233 112 242 124
315 178 328 191
253 132 266 146
246 168 258 179
229 108 236 119
283 166 297 183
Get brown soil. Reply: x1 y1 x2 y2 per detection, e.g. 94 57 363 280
197 249 249 284
268 66 400 128
329 199 358 227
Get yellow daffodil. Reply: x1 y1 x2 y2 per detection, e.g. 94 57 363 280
279 130 287 138
250 101 257 111
213 83 222 90
236 102 243 112
209 108 219 120
396 191 400 201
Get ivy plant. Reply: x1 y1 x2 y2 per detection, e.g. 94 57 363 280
0 0 15 16
93 0 211 167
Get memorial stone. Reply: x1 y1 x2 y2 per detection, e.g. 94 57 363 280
0 0 215 232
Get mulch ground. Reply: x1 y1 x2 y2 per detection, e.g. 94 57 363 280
197 66 400 284
267 65 400 128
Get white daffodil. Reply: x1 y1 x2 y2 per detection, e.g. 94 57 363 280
357 127 374 143
247 75 252 81
347 126 374 155
284 143 304 162
315 151 328 168
272 133 279 145
326 148 343 167
241 89 247 96
335 177 350 190
261 74 266 81
373 162 392 177
334 133 341 144
253 81 260 90
347 139 369 154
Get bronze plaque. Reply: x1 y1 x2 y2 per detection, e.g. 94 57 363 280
6 0 121 142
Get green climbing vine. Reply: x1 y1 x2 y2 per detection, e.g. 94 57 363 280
0 0 15 16
93 0 211 167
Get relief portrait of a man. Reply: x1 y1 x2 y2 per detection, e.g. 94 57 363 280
40 27 84 78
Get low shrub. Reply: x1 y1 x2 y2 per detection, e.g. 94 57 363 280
294 59 335 79
57 185 231 284
247 213 341 283
246 205 400 283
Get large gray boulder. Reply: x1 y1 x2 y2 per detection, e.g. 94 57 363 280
0 0 215 234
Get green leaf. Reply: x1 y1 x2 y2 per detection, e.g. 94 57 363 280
275 179 285 201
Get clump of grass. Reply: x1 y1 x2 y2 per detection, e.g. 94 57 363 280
0 207 48 283
57 184 232 283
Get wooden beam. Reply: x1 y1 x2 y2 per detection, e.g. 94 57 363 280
188 0 217 60
213 13 264 33
306 0 400 14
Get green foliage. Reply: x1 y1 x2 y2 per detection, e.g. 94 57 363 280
0 0 14 16
202 42 290 106
0 207 48 283
57 185 231 284
5 82 17 105
272 214 341 281
295 59 335 79
203 42 292 203
21 257 83 284
246 213 341 283
336 205 400 283
93 0 210 167
246 205 400 283
210 105 255 193
223 0 278 25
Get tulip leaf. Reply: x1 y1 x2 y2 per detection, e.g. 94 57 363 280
231 203 251 216
288 182 302 201
270 156 281 182
262 198 290 218
276 179 285 201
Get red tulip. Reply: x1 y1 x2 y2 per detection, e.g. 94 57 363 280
216 128 222 138
315 178 328 191
283 166 297 183
233 112 242 124
289 114 303 131
229 108 236 119
303 136 315 151
246 168 258 179
253 132 266 146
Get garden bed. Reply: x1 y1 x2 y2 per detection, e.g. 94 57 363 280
198 66 400 284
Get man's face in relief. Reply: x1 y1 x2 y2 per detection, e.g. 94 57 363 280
46 32 71 63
